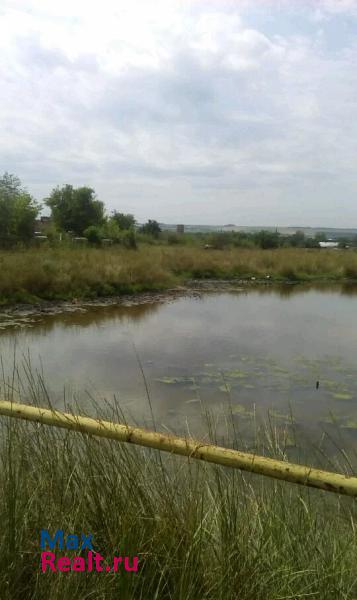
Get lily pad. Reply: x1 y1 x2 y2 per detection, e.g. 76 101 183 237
341 419 357 429
223 369 247 379
219 384 231 393
332 392 353 400
156 376 192 385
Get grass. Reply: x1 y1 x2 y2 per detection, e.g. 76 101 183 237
0 368 356 599
1 246 357 304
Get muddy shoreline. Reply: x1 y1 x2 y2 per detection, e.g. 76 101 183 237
0 279 278 324
0 277 350 328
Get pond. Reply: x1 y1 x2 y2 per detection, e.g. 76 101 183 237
1 284 357 461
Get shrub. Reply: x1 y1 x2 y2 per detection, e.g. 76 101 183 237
84 225 103 245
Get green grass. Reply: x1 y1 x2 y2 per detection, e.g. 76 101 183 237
1 246 357 304
0 369 356 599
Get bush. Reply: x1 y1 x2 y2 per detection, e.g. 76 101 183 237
84 225 103 245
208 233 231 250
167 233 181 245
121 229 137 249
139 220 161 239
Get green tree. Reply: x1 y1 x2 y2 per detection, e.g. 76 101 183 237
46 185 104 235
111 212 136 230
208 232 231 249
289 231 306 248
0 172 40 245
314 232 327 243
121 228 137 249
254 230 280 249
83 225 103 245
139 219 161 238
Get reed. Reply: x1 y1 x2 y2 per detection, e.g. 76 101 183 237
0 367 356 599
1 400 357 496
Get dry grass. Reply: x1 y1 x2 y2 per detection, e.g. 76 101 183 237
1 246 357 303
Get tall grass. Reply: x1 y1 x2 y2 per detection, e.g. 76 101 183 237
0 369 356 599
1 246 357 304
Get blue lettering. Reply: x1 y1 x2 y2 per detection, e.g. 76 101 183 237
40 529 64 550
66 534 79 550
81 534 93 550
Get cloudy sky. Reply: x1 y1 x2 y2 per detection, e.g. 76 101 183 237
1 0 357 226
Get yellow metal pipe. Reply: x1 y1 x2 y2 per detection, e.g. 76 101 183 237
0 400 356 497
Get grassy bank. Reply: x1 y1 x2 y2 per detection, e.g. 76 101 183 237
0 396 356 599
2 246 357 304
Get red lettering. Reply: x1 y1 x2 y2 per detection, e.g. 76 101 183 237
113 556 122 572
41 551 57 573
72 556 86 571
57 557 71 572
94 552 104 572
124 556 139 572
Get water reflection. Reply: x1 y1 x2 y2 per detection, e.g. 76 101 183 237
248 281 357 299
0 301 162 336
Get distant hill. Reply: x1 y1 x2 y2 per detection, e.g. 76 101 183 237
160 224 357 239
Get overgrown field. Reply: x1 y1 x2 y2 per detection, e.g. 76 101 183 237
0 397 356 600
1 246 357 304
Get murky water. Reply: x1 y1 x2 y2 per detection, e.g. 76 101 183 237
1 284 357 459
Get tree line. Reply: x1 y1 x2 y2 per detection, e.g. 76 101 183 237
1 172 355 249
0 173 161 247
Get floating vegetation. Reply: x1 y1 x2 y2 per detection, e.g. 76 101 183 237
153 353 357 436
219 384 231 393
155 376 182 385
332 392 353 401
200 372 222 381
269 410 295 424
321 414 357 430
323 379 341 390
155 376 195 385
272 366 290 374
231 403 254 417
222 369 247 379
341 419 357 430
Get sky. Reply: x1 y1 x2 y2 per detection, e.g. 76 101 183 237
1 0 357 226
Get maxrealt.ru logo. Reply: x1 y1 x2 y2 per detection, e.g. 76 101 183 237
40 529 139 573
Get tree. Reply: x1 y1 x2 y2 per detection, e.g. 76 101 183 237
46 185 104 235
289 231 306 248
208 232 231 249
0 172 40 245
83 225 103 245
254 230 280 249
111 212 136 230
139 219 161 238
121 228 137 249
314 232 327 243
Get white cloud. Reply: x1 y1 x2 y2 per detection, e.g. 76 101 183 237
0 0 357 225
